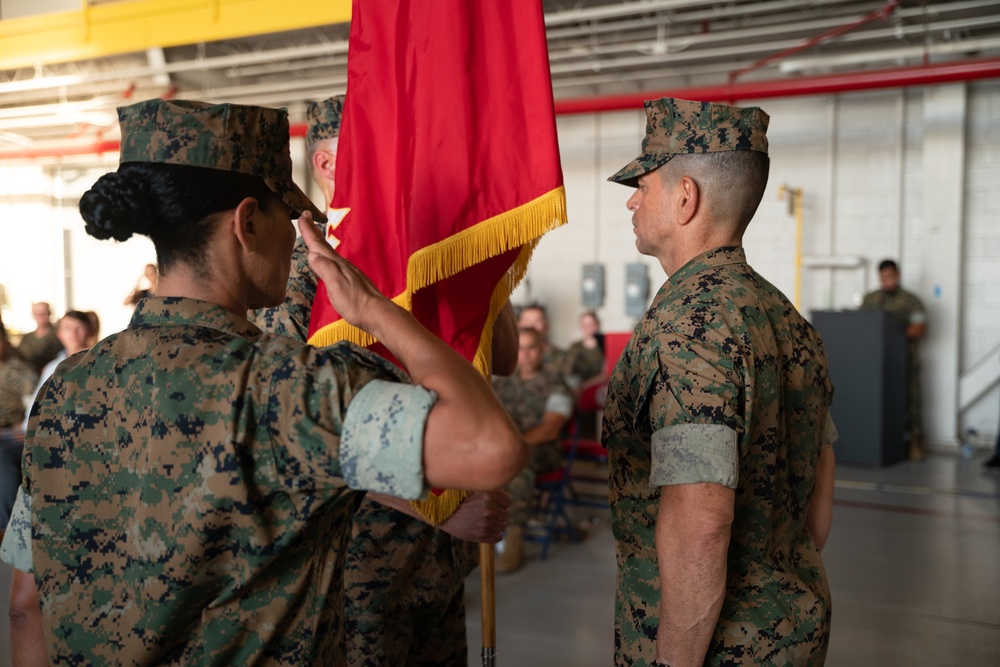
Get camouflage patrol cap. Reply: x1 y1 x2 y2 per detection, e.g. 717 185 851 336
608 97 769 188
117 98 327 223
305 95 345 147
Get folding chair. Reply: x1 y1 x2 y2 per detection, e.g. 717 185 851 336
524 421 584 561
564 383 610 509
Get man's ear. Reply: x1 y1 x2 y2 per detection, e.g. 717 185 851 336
675 175 700 227
232 197 260 252
312 149 337 181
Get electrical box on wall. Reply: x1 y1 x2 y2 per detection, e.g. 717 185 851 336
581 263 605 307
625 263 649 318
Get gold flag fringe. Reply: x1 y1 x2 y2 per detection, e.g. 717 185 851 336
308 187 566 350
410 243 540 525
307 186 568 525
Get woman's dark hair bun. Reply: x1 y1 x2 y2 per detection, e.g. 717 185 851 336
79 171 153 242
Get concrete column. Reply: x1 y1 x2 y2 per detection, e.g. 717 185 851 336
920 83 966 446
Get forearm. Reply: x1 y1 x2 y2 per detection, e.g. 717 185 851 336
369 491 425 521
10 569 48 667
656 489 732 666
299 217 525 490
370 490 510 543
522 426 560 446
906 322 926 339
370 304 526 490
806 446 836 551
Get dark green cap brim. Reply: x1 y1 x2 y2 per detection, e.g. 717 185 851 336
607 152 676 188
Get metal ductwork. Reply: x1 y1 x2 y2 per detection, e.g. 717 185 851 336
2 56 997 161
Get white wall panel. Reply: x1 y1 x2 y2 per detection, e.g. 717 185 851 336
959 80 1000 442
519 81 1000 447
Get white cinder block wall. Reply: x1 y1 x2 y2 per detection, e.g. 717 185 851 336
519 80 1000 448
0 83 997 448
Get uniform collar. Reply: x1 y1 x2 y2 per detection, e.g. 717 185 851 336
130 297 262 339
668 246 746 285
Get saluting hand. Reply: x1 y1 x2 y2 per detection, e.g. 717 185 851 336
298 212 392 334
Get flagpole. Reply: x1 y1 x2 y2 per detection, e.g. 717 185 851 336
480 543 497 666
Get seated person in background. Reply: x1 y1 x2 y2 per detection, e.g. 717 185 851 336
518 302 571 385
566 310 605 387
493 326 574 573
16 302 63 373
83 310 101 348
25 310 95 428
2 311 94 543
0 315 37 538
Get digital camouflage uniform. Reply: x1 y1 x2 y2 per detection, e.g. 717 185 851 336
542 344 570 382
1 297 434 665
604 98 836 666
603 248 836 666
252 176 477 667
0 354 37 428
492 370 574 527
0 99 426 666
566 340 605 383
860 286 925 440
0 355 36 527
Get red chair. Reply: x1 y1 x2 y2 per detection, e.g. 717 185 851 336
563 383 609 509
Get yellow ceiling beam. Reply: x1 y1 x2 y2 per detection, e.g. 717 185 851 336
0 0 352 71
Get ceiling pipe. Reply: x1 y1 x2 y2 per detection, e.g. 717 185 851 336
553 57 1000 115
2 57 999 160
729 0 900 82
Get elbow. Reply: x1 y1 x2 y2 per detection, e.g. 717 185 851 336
496 433 529 487
481 429 528 490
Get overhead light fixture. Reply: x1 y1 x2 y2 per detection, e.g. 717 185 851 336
779 37 1000 74
0 130 34 147
0 73 88 94
0 111 116 132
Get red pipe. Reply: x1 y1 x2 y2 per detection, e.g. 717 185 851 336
554 57 1000 115
1 57 999 160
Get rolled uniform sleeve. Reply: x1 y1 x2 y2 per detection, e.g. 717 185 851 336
644 333 743 490
0 485 33 572
340 380 436 499
651 424 738 489
264 342 434 500
545 391 574 418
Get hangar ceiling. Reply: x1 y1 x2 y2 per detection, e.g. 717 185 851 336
0 0 998 153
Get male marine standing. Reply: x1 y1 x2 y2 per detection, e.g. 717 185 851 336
602 98 837 666
860 258 927 460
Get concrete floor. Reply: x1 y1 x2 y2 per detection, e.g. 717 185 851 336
2 453 998 665
467 453 1000 666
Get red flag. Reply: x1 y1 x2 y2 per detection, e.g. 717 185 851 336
308 0 566 382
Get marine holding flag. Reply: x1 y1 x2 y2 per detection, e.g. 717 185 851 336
302 0 567 662
253 97 519 665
